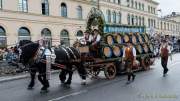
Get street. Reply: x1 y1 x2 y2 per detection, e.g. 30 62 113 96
0 54 180 101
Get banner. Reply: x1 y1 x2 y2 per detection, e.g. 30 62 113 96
104 24 145 33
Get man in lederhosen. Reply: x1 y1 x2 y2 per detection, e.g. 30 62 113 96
89 29 101 57
123 41 136 84
160 39 172 77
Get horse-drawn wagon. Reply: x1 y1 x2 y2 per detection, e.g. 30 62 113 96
74 7 155 80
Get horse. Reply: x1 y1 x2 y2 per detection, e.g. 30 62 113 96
15 40 87 92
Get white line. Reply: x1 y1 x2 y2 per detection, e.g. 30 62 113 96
48 90 87 101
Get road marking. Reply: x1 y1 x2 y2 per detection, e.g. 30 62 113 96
48 90 87 101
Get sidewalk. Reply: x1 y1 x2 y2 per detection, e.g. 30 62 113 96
0 70 60 83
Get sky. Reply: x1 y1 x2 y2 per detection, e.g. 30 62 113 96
156 0 180 16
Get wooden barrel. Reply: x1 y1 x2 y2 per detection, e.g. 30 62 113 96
143 33 149 43
136 33 144 44
105 34 114 45
142 44 149 53
131 33 138 45
115 34 123 44
124 33 130 43
112 45 123 57
148 43 154 53
102 46 113 58
135 44 144 54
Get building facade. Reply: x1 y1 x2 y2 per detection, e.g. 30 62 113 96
0 0 179 47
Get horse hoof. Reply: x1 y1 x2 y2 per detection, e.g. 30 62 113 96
81 80 86 85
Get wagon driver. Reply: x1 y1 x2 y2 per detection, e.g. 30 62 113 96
123 41 136 84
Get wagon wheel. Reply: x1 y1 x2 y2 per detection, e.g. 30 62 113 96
90 66 100 77
104 64 116 79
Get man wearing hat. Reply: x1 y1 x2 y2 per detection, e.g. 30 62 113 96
123 41 136 84
160 39 172 77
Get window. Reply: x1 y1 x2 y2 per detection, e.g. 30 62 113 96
113 0 116 3
142 17 145 26
138 2 141 10
41 28 52 46
131 0 134 8
148 6 150 12
148 18 150 27
60 30 70 46
127 14 130 25
135 1 137 9
42 0 49 15
107 10 111 23
139 16 141 26
18 0 28 12
118 0 121 4
0 0 2 9
77 6 82 19
135 16 138 25
160 21 162 29
0 26 6 47
76 30 83 37
142 4 144 11
131 14 134 25
61 3 67 17
118 12 121 24
18 27 31 41
113 11 116 23
127 0 130 7
164 22 166 30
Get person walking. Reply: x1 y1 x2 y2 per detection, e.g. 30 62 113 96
123 41 136 84
160 39 172 77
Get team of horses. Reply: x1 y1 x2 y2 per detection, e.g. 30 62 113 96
14 40 87 93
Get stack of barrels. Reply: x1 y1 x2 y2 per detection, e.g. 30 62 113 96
101 32 154 58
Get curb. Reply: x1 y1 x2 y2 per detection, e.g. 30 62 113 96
0 70 60 83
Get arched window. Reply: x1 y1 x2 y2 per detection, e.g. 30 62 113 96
60 29 70 46
42 0 49 15
0 26 6 47
76 30 83 37
61 3 67 17
18 0 28 12
113 11 116 23
107 10 111 23
142 4 144 11
18 27 31 41
41 28 52 46
118 12 121 24
131 14 134 25
77 6 82 19
127 14 130 25
139 16 141 26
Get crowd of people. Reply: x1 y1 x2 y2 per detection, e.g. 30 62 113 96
0 47 19 69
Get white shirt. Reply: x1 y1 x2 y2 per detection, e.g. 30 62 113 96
91 34 101 43
123 46 136 58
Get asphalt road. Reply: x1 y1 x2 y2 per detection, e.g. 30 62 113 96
0 54 180 101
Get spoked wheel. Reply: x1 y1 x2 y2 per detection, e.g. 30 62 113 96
91 67 100 77
104 64 117 79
